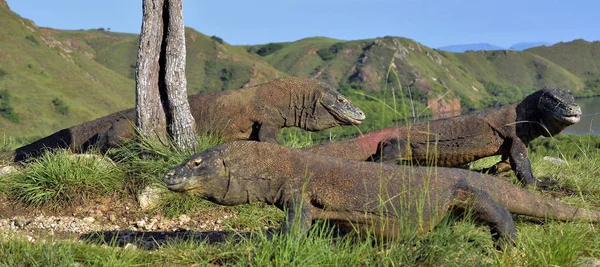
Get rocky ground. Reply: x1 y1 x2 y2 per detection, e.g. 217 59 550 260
0 193 245 249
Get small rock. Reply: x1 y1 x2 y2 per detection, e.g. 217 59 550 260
542 156 567 165
578 257 600 267
82 217 95 224
124 243 137 250
0 165 17 176
68 154 116 167
178 214 191 224
97 205 110 213
136 219 146 229
137 185 167 210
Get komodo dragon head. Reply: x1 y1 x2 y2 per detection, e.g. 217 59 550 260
524 88 581 136
317 84 366 127
163 143 241 205
164 146 223 192
278 77 366 130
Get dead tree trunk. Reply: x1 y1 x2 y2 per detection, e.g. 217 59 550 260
135 0 197 150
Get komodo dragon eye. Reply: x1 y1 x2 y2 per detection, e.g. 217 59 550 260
337 96 348 103
190 158 203 168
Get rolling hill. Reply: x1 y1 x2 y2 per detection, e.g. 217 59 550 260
1 1 599 139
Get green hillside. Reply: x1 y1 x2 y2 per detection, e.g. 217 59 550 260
0 5 134 137
1 1 600 139
444 49 585 105
0 3 284 138
528 39 600 97
52 28 287 95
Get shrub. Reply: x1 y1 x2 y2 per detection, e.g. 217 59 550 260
210 35 224 44
0 89 20 123
220 68 233 82
317 42 346 61
204 60 217 74
25 34 39 46
52 97 69 115
252 43 285 57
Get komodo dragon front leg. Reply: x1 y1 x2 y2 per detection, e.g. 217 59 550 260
508 138 560 189
256 122 280 144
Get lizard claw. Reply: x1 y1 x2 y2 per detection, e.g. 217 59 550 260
535 178 563 191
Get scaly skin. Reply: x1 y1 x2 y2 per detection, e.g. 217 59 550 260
303 88 582 188
2 77 365 162
164 141 600 247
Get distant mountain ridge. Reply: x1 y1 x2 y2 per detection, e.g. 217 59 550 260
438 41 553 52
437 43 505 52
510 42 552 51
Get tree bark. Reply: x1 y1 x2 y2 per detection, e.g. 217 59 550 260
163 0 196 149
136 0 196 150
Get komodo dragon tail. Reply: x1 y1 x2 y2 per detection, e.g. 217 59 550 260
473 174 600 222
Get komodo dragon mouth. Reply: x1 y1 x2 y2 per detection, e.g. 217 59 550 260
556 106 582 124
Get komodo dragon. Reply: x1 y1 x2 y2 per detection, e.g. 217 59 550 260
303 88 581 188
2 77 365 162
163 141 600 248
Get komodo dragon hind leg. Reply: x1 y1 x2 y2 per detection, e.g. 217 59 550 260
455 187 517 249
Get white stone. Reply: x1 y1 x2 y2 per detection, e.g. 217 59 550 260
178 214 191 224
542 156 567 165
137 185 167 210
0 165 18 176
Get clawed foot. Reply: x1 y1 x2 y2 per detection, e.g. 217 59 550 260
534 178 563 191
479 163 512 175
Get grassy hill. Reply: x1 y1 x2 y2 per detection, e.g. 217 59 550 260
52 28 287 96
527 39 600 97
0 5 134 137
0 3 285 138
1 1 600 139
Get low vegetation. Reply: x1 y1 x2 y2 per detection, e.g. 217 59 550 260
51 97 70 115
316 42 345 61
247 42 286 57
0 129 599 265
0 89 19 123
1 149 124 208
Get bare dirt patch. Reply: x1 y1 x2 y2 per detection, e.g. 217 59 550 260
0 194 240 248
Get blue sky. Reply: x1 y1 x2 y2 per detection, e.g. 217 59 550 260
6 0 599 48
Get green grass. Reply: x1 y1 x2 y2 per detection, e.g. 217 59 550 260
1 130 600 265
0 149 124 208
3 199 599 266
